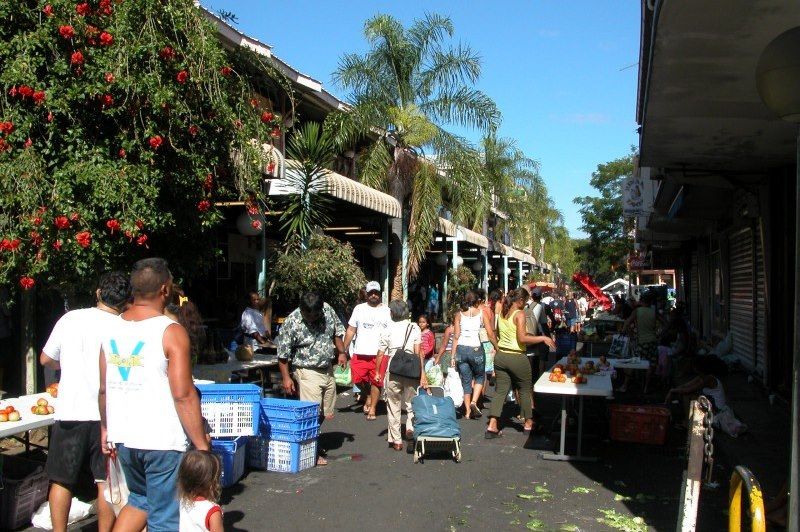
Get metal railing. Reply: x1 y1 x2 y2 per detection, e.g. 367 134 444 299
728 465 765 532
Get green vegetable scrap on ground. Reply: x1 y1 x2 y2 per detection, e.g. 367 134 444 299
596 509 648 532
571 486 595 494
525 519 545 530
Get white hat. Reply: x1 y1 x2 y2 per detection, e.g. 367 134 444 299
365 281 381 292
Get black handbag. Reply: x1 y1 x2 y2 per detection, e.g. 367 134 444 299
388 324 421 380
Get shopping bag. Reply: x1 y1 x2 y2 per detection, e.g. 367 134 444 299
608 334 630 358
443 369 464 408
103 455 129 517
334 363 352 386
31 498 93 530
425 364 444 387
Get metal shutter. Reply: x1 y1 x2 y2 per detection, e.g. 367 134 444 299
728 227 755 370
755 229 767 381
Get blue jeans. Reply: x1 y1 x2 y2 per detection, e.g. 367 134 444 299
117 445 183 532
456 345 485 395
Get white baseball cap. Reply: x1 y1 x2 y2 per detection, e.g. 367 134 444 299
365 281 381 293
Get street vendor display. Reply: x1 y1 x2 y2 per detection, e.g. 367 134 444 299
0 392 58 444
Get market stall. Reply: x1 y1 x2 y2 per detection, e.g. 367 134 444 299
0 392 58 451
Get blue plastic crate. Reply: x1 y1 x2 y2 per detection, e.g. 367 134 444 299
260 398 318 421
267 438 317 473
198 384 261 437
263 416 318 432
211 436 247 488
265 423 320 443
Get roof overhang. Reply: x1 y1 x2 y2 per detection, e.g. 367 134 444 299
637 0 800 173
436 219 489 249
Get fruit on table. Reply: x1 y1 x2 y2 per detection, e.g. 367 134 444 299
8 411 20 421
0 405 18 422
47 383 59 397
32 398 54 415
572 374 587 384
37 398 48 407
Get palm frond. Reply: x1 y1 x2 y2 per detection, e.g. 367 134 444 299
416 45 481 98
420 87 500 131
358 139 393 192
408 13 454 57
407 162 443 278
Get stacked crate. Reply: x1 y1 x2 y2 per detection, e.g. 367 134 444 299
247 398 319 473
197 384 261 487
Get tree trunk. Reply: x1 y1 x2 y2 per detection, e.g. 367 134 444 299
21 288 37 395
389 147 413 301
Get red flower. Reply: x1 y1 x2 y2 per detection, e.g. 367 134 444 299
266 162 276 174
99 0 112 15
197 200 211 212
18 85 33 98
135 219 144 230
69 212 80 222
59 25 75 39
0 239 9 251
118 148 126 158
24 138 32 149
260 111 274 123
148 135 163 150
42 5 53 16
188 125 199 136
71 50 84 66
32 91 46 105
52 239 62 251
124 230 134 241
75 230 92 249
159 46 175 60
270 127 281 138
251 220 262 231
176 70 188 84
100 94 113 107
220 66 232 76
85 25 99 37
19 277 35 290
0 139 9 152
99 32 113 46
0 121 13 135
76 2 90 16
106 219 121 234
136 234 148 247
29 231 42 247
47 112 54 123
105 72 115 83
32 216 42 226
249 98 259 108
203 173 214 191
53 216 71 230
7 86 17 97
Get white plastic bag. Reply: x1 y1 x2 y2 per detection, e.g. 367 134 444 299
31 498 93 530
103 455 129 516
444 369 464 408
608 334 630 358
425 364 444 387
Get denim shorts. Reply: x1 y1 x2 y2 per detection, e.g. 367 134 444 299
117 445 183 532
456 345 485 395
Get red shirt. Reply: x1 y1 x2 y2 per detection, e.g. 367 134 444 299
420 329 435 358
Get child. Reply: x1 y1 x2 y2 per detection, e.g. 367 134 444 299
178 450 224 532
418 314 436 370
597 354 616 379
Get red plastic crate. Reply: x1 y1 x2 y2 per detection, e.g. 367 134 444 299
609 404 670 445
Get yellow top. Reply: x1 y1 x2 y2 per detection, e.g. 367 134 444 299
497 310 525 354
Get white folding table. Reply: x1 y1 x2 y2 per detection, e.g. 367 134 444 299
0 393 57 451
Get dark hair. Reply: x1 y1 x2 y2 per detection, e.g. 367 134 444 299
247 290 260 304
459 290 478 312
489 289 503 304
130 258 171 298
178 301 206 362
300 292 324 314
388 299 409 322
475 288 487 301
178 450 221 503
531 289 542 302
502 288 528 318
417 313 431 327
98 271 130 309
641 290 656 305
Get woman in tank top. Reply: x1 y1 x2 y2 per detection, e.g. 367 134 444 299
450 291 498 419
486 288 555 437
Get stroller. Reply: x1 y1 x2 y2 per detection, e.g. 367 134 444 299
411 386 462 463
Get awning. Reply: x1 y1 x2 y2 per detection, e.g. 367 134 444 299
436 218 489 248
268 161 401 218
325 171 401 218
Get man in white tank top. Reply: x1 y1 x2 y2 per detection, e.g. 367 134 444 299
100 258 209 532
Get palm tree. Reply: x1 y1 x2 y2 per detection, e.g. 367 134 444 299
279 122 336 248
329 13 500 298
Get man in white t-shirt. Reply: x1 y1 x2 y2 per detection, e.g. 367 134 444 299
577 295 589 328
240 291 268 347
99 258 209 532
343 281 390 420
40 271 130 532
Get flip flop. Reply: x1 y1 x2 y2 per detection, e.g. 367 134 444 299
316 456 328 466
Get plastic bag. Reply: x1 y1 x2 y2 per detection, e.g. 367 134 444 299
31 498 93 530
608 334 629 358
425 364 444 387
103 455 129 517
443 369 464 408
334 363 352 386
714 406 748 437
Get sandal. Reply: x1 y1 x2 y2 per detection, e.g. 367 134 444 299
470 403 483 418
316 456 328 466
484 430 502 439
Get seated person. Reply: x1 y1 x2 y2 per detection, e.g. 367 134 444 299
241 291 270 348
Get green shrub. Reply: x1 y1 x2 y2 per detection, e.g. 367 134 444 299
446 265 477 322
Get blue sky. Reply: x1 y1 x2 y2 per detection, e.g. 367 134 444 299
213 1 641 236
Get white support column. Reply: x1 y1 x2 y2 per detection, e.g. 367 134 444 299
401 219 409 301
483 251 489 290
503 256 509 293
518 261 524 289
452 234 459 268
